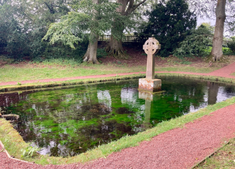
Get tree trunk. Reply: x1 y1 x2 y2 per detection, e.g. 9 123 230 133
83 34 99 64
107 0 147 58
211 0 226 61
83 0 99 64
107 32 127 58
106 0 126 58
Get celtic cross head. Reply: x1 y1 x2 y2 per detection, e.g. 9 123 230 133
143 37 161 55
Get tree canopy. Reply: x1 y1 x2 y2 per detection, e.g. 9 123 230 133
138 0 196 57
43 0 121 63
43 0 118 48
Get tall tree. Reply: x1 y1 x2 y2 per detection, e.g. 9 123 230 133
0 0 72 58
187 0 235 61
0 0 29 58
43 0 119 64
82 0 100 64
211 0 226 61
138 0 196 57
21 0 71 57
106 0 148 58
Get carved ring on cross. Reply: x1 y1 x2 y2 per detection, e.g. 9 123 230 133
143 37 161 55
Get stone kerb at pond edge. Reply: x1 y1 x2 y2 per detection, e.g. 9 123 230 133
0 75 146 94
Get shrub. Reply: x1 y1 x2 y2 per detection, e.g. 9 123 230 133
227 37 235 53
173 25 213 58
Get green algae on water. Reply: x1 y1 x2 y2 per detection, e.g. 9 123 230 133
1 77 235 157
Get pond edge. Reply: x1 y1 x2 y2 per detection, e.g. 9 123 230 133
0 73 235 166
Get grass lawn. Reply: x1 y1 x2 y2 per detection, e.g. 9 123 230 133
194 137 235 168
1 53 235 83
0 61 145 83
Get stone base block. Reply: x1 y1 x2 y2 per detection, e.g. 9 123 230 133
138 78 161 92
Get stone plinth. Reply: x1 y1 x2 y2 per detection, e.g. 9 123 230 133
138 78 161 92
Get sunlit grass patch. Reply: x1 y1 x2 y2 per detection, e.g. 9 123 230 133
0 63 144 83
0 60 218 84
194 138 235 169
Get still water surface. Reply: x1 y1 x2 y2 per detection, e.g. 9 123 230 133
1 77 235 157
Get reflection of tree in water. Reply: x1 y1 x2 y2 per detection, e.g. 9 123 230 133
208 82 219 105
67 117 134 157
224 86 235 93
26 103 136 157
223 85 235 99
7 85 138 157
0 92 33 107
0 92 33 120
116 107 135 114
166 78 205 107
2 78 235 157
150 78 206 124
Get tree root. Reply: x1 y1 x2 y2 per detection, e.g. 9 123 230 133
83 56 100 64
83 48 100 64
206 54 229 67
106 47 129 59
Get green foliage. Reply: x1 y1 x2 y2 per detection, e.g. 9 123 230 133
0 0 120 62
43 12 89 49
0 0 86 61
41 42 88 62
97 48 107 59
173 24 213 58
222 47 234 55
24 0 72 59
227 37 235 53
137 0 196 57
21 145 40 158
43 0 119 49
109 11 136 42
0 3 29 59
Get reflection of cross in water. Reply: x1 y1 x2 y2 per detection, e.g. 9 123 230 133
143 100 152 129
138 91 153 129
143 37 161 79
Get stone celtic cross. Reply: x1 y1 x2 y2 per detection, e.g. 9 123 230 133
143 37 161 79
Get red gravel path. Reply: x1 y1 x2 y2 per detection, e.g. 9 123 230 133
1 62 235 169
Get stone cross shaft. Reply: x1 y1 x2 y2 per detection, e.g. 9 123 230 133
143 37 161 79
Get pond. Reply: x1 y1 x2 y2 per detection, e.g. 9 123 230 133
1 77 235 157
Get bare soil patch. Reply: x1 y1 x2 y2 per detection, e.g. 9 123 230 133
99 46 235 69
